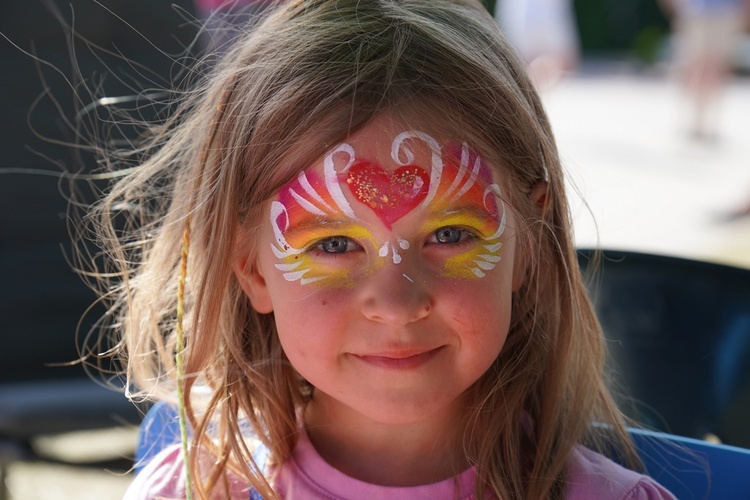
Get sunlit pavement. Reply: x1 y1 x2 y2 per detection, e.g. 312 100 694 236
542 67 750 269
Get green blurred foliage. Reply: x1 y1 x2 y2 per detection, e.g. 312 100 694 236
573 0 670 60
488 0 670 62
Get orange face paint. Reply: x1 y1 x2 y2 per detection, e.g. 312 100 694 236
417 143 506 279
269 145 363 286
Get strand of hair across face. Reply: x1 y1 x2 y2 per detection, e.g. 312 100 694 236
171 90 227 498
175 223 194 500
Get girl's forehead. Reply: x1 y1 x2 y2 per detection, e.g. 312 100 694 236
296 114 498 185
335 117 439 169
271 120 503 231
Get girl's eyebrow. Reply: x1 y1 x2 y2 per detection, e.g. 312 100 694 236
283 206 497 238
282 216 359 239
428 205 498 222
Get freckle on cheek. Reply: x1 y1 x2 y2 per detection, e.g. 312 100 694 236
321 299 328 306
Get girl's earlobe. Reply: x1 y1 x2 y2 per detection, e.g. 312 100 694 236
234 256 274 314
530 182 550 215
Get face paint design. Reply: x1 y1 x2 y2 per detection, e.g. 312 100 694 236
269 131 507 286
378 237 411 264
345 162 430 230
270 144 365 286
419 142 507 279
368 131 507 279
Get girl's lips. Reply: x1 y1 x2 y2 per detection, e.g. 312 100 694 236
352 346 444 370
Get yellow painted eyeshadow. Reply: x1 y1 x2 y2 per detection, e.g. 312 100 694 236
421 209 505 279
274 223 378 288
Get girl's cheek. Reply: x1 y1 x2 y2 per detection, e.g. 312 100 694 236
420 208 508 280
421 229 506 280
274 229 378 288
438 243 504 279
276 248 387 290
275 252 357 288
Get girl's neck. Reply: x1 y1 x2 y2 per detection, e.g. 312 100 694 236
303 390 471 487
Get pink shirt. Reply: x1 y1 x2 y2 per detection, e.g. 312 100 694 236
125 429 675 499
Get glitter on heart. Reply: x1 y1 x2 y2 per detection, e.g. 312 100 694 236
345 161 430 229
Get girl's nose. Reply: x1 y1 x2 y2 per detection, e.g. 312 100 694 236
360 262 432 326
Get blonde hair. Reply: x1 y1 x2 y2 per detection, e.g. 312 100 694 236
88 0 637 498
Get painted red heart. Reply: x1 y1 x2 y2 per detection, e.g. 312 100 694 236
345 161 430 229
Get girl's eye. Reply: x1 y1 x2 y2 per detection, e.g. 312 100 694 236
315 236 362 254
431 226 473 245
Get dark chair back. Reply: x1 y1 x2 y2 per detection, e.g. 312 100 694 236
578 249 750 448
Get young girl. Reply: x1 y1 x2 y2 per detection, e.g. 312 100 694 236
90 0 675 498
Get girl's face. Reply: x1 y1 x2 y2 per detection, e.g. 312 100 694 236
236 113 524 428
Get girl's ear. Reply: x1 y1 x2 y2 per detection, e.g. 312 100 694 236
512 182 549 291
234 255 274 314
530 181 550 215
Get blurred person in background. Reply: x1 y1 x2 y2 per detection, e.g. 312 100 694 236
494 0 580 90
659 0 750 142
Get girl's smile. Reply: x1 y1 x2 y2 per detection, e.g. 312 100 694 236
351 345 446 371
